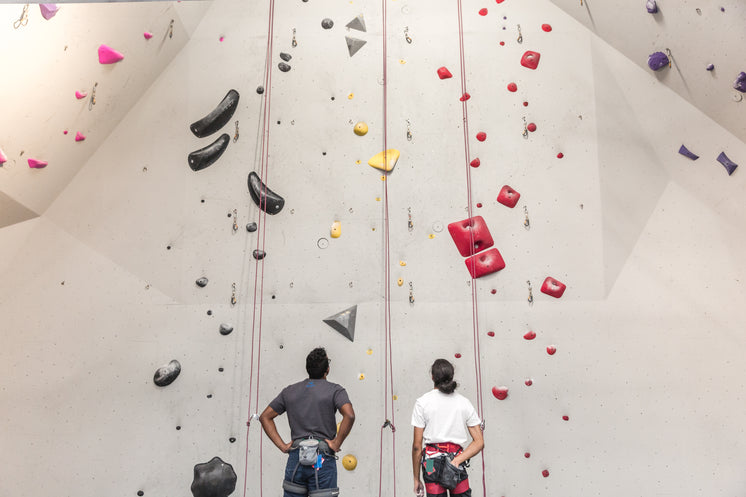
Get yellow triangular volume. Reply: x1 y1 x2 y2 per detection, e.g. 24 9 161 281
367 149 400 172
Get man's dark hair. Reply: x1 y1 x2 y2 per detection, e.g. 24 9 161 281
431 358 458 394
306 347 329 379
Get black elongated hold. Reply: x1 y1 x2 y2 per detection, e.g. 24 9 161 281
246 222 257 232
280 52 292 62
188 134 230 172
196 277 208 287
219 323 233 336
190 89 240 138
253 249 266 260
248 172 285 214
278 62 291 72
154 359 181 387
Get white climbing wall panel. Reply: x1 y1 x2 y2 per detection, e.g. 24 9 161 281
1 0 746 496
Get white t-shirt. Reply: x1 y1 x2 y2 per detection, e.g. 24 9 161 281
411 389 481 448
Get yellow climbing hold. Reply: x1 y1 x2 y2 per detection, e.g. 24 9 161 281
342 454 358 471
428 234 435 239
368 149 400 172
393 395 398 401
397 278 404 286
366 348 373 355
354 122 368 136
375 197 381 201
399 59 406 64
381 175 386 181
399 261 406 266
359 373 365 380
356 160 361 164
348 93 354 99
331 221 342 238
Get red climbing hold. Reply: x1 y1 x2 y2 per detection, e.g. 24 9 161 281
520 51 541 70
527 123 537 132
476 132 487 142
524 379 533 386
437 67 453 79
465 248 505 279
499 41 505 46
562 415 569 421
479 8 488 16
476 202 483 208
497 185 521 208
541 277 566 298
546 345 557 355
556 152 564 159
523 330 536 340
470 158 481 168
523 101 529 107
496 0 505 3
487 331 495 337
491 386 508 400
460 92 471 101
542 24 552 32
455 353 462 359
507 82 518 92
447 216 494 257
542 470 550 478
524 452 531 458
490 289 497 294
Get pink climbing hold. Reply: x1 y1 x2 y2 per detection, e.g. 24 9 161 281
460 92 471 101
98 44 125 64
470 158 481 168
497 185 520 208
479 8 488 16
39 4 59 20
487 331 495 337
465 248 505 279
75 90 87 99
521 51 541 70
476 132 487 142
0 148 7 165
491 386 508 400
448 216 494 257
542 470 550 478
28 159 48 169
437 67 453 79
144 32 153 40
523 330 536 340
541 277 566 298
541 24 552 32
63 130 68 135
507 82 518 92
527 123 537 132
546 345 557 355
75 132 86 142
219 36 225 42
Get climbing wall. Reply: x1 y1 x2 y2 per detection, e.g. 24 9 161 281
1 0 746 497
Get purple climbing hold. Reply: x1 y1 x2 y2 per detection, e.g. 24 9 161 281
706 64 715 71
648 51 669 71
678 145 699 161
39 4 59 20
732 72 746 93
716 152 738 176
646 0 658 14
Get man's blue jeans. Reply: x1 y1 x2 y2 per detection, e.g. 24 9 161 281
283 449 337 497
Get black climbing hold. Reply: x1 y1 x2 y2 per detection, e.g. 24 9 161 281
207 310 213 316
280 52 292 62
253 249 266 260
229 437 236 443
248 172 285 214
138 491 144 496
153 360 181 387
191 457 237 497
190 89 240 138
227 212 232 218
246 222 258 232
218 367 224 372
256 86 264 94
278 62 291 72
219 323 233 336
321 18 334 29
176 426 182 430
188 133 230 172
207 394 213 399
196 277 208 288
167 245 172 250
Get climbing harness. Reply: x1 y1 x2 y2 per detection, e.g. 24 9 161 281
283 439 340 497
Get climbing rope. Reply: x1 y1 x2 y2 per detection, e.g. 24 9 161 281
456 0 488 495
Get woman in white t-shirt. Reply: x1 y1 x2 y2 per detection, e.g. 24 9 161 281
411 359 484 497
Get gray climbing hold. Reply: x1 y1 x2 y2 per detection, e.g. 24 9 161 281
647 51 669 71
717 152 738 176
219 323 234 336
321 18 334 29
278 62 291 72
733 72 746 93
191 457 237 497
154 360 181 387
248 171 285 214
678 145 699 161
253 249 266 260
196 277 208 288
646 0 658 14
323 305 358 342
280 52 292 62
246 222 258 232
256 86 264 94
345 36 367 57
346 14 367 32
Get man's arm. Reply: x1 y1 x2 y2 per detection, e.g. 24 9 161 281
325 402 355 453
258 406 292 453
412 426 425 496
451 424 484 467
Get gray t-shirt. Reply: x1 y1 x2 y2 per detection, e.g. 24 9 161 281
269 378 351 441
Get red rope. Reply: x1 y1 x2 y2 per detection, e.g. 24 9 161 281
456 1 487 495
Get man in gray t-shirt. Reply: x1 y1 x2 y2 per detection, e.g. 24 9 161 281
259 347 355 497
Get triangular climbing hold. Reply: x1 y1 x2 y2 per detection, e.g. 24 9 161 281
368 149 400 172
346 15 366 32
323 305 358 342
345 36 367 57
98 44 124 64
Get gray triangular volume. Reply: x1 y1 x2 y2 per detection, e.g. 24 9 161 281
345 37 367 57
346 15 366 32
323 305 357 342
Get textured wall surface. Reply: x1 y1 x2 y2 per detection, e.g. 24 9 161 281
1 1 745 497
